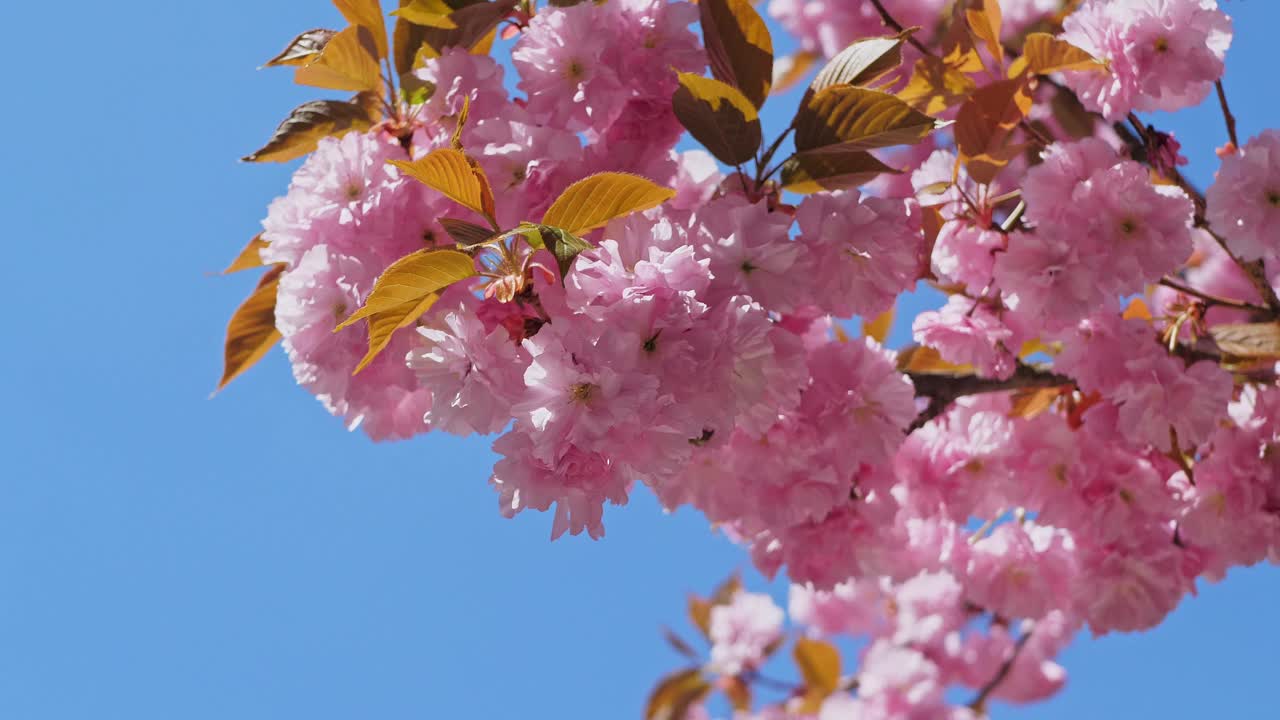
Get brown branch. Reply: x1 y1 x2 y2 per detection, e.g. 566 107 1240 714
869 0 934 56
1215 80 1240 149
1158 276 1269 314
1197 223 1280 313
907 364 1075 431
968 627 1034 712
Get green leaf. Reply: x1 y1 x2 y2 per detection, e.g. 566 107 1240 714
542 172 675 235
262 28 337 68
795 86 939 154
780 150 899 193
528 224 593 280
672 72 762 166
242 96 377 163
699 0 774 108
217 265 286 392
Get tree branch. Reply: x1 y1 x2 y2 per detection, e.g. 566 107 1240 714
907 364 1075 431
968 627 1034 712
1158 276 1269 314
869 0 934 56
1215 79 1240 149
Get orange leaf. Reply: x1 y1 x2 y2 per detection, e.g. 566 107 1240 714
294 25 382 92
217 265 285 391
332 0 389 58
223 234 269 274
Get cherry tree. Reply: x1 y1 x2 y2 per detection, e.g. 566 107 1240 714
217 0 1280 717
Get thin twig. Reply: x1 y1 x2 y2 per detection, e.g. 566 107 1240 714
1158 276 1269 313
869 0 934 56
968 627 1034 712
1215 80 1240 149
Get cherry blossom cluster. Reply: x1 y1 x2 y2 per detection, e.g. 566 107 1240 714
229 0 1280 715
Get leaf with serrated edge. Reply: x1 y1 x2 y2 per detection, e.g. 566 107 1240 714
531 224 593 280
263 29 337 68
217 265 285 391
439 217 493 247
224 234 269 274
700 0 774 108
392 0 457 27
1210 322 1280 359
1019 32 1107 75
898 56 977 114
810 29 914 94
409 0 516 62
645 669 712 720
672 73 762 166
795 86 938 153
351 292 440 373
542 173 675 236
333 0 389 58
337 249 476 328
954 77 1033 184
781 150 899 194
965 0 1003 65
242 98 375 163
391 148 495 218
294 25 382 92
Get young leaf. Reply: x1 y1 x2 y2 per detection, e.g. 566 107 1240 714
262 29 337 68
896 344 974 374
965 0 1003 66
337 245 478 335
351 292 441 373
672 73 763 166
897 56 977 114
217 265 285 391
438 217 494 247
699 0 774 108
392 0 457 28
241 97 376 163
863 305 895 344
530 224 593 280
645 669 712 720
294 25 383 92
223 234 269 274
1017 32 1107 75
780 149 899 194
1009 385 1066 419
1123 297 1153 322
408 0 517 62
794 638 841 714
794 86 938 154
954 77 1034 185
542 173 675 236
390 148 495 220
1210 322 1280 359
809 29 914 94
332 0 389 58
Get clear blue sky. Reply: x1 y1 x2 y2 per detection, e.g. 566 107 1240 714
1 1 1277 718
